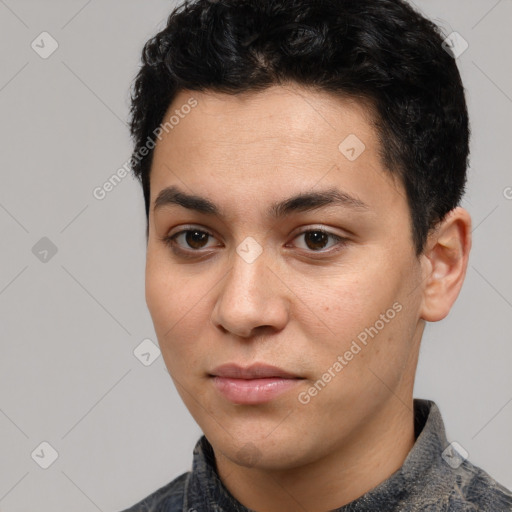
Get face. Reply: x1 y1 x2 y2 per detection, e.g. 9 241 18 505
145 85 426 471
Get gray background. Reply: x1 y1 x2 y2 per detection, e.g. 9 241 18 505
0 1 511 510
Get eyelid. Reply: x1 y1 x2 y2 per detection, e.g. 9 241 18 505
289 223 347 239
167 224 216 239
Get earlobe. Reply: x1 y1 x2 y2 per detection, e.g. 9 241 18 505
419 207 472 322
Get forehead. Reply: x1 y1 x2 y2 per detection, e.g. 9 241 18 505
149 85 404 220
166 85 378 149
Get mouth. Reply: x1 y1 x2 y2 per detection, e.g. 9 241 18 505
209 363 305 404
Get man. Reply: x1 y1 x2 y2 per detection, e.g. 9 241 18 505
120 0 512 510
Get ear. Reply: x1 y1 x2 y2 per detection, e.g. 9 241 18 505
419 207 472 322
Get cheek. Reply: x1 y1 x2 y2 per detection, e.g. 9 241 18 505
145 248 192 324
310 263 408 360
317 270 390 325
145 251 217 377
144 246 224 386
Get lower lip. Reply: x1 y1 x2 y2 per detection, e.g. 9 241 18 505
211 376 303 404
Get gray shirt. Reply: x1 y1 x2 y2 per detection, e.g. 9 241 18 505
120 399 512 511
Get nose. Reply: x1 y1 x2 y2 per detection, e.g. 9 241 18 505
210 246 290 339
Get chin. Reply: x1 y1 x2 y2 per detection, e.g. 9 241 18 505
207 425 311 471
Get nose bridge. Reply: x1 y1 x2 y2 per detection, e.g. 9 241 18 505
226 239 271 308
212 238 288 337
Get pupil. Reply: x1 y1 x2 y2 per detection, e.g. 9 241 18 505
186 230 208 249
306 231 327 250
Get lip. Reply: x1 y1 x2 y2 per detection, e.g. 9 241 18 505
209 363 304 404
210 363 300 379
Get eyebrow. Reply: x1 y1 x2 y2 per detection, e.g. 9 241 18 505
153 185 370 218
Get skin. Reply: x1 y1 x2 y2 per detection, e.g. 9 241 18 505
145 84 472 511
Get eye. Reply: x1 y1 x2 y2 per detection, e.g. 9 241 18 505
162 227 218 254
291 228 347 253
161 226 348 258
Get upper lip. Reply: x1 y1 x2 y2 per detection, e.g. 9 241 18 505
210 363 301 379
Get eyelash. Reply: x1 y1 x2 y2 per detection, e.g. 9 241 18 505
161 226 348 258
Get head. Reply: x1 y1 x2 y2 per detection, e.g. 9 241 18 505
129 0 471 472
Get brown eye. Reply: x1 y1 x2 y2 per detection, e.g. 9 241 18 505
293 229 346 253
163 227 218 253
303 230 330 250
182 230 210 249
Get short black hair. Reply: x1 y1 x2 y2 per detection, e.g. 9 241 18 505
129 0 470 255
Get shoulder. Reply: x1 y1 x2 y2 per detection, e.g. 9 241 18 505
118 471 189 512
456 461 512 510
413 399 512 511
429 460 512 511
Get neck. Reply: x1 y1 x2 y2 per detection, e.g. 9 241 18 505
214 398 416 512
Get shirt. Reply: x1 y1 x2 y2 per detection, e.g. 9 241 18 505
120 399 512 511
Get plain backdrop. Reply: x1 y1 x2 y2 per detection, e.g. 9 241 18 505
0 1 511 510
